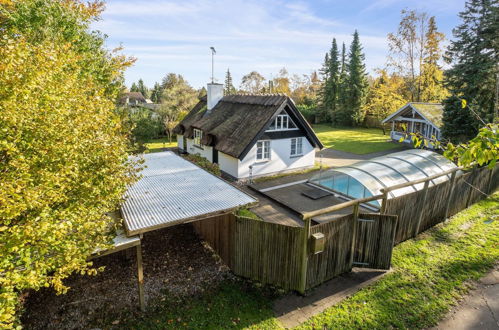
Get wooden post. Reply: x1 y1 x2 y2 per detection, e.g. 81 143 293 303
380 190 388 214
298 217 311 294
414 180 430 236
349 203 360 269
444 171 457 221
136 242 145 312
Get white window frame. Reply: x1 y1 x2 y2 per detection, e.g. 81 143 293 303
256 140 271 161
290 137 303 157
193 128 203 147
266 114 298 132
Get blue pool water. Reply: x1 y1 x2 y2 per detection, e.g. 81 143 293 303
317 175 380 207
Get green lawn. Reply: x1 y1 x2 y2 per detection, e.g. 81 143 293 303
143 137 177 153
113 193 498 329
313 125 403 154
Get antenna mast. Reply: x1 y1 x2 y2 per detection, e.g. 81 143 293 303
210 47 216 83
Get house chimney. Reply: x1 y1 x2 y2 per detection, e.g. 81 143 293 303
207 83 223 112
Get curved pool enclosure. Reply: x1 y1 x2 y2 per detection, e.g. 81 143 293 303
308 149 458 207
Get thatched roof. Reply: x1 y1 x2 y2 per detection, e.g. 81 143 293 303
174 94 322 159
118 92 147 105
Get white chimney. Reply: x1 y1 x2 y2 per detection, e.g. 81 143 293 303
207 83 223 112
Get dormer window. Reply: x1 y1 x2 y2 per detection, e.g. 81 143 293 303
267 113 297 131
193 128 203 146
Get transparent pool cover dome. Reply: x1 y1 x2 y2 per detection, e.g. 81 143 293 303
309 149 458 207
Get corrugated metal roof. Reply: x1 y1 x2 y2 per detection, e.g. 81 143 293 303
121 152 257 235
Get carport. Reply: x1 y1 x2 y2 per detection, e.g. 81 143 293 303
95 151 257 310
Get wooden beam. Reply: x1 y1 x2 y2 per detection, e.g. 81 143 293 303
301 194 384 220
380 190 389 214
395 117 427 123
298 217 311 294
349 203 360 268
136 242 145 312
414 180 430 236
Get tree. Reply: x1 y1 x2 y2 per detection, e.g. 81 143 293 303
363 69 406 123
240 71 266 94
337 42 350 123
198 86 207 98
444 0 499 127
441 96 479 143
0 0 136 327
343 30 369 125
273 67 291 95
157 74 198 142
317 53 331 122
224 68 236 95
326 39 341 124
150 82 162 103
419 16 448 102
137 78 149 98
130 82 139 92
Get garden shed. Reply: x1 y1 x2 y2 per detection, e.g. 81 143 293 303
308 149 459 207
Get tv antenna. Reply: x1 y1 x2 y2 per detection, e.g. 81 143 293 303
210 46 216 83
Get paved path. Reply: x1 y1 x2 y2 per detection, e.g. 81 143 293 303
431 266 499 330
274 268 388 328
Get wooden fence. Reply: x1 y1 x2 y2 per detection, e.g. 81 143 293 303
193 165 498 293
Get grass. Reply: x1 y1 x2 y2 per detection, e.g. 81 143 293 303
236 209 262 220
313 125 402 154
298 192 499 329
143 137 177 153
118 280 280 329
107 193 498 329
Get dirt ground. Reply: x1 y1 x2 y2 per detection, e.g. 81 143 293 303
21 224 234 329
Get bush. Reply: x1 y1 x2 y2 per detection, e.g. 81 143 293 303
296 104 316 124
183 154 222 176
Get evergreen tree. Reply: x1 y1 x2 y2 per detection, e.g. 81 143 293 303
444 0 499 129
343 30 369 125
137 78 149 98
337 42 349 123
318 53 330 122
224 68 236 95
326 39 340 124
130 82 139 92
419 16 448 102
441 96 479 143
198 86 207 98
150 82 162 103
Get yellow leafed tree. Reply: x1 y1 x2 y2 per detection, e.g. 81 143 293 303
0 1 137 327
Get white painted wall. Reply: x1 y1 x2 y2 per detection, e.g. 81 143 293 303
177 135 184 151
185 138 213 162
237 137 315 178
218 152 239 178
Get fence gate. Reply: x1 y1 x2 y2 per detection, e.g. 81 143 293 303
352 213 398 270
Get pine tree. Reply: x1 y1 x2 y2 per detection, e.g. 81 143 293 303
441 96 479 143
444 0 499 129
318 53 330 122
337 42 349 123
343 31 369 125
130 82 139 92
137 79 149 99
224 68 235 95
150 82 162 103
327 39 341 124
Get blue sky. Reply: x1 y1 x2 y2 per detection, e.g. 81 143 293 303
93 0 466 90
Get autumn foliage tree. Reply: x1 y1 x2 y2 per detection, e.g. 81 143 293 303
0 0 137 327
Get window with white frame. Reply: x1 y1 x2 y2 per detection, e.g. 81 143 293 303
290 137 303 156
256 140 270 161
267 113 297 131
193 128 203 146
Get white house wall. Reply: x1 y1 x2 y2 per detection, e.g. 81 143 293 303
185 138 213 162
238 138 315 178
177 135 184 152
218 152 239 178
